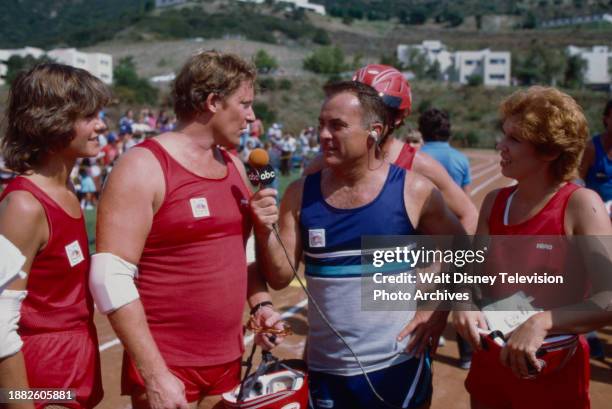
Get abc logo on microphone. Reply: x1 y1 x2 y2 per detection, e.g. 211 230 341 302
247 165 276 187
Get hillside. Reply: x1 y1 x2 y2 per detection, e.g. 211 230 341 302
1 0 610 49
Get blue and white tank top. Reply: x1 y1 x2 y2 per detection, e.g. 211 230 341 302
300 164 418 375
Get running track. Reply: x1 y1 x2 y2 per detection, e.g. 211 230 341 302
93 149 612 409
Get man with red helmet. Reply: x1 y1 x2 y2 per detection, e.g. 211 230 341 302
257 78 468 408
305 64 477 235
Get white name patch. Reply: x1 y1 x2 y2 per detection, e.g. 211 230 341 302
65 240 85 267
190 197 210 218
309 228 326 248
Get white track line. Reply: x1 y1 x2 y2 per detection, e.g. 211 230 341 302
470 159 496 173
470 173 505 196
99 155 502 353
471 163 500 180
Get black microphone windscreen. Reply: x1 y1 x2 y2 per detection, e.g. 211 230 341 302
258 165 276 186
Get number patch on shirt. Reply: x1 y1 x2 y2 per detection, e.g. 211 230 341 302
65 240 84 267
190 197 210 218
309 228 326 248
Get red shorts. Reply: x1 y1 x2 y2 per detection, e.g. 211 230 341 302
21 326 103 409
121 352 241 402
465 336 590 409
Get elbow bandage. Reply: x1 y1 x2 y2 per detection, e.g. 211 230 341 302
90 253 139 314
0 235 27 293
0 290 26 359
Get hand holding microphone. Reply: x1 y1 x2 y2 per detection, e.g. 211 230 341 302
247 149 279 233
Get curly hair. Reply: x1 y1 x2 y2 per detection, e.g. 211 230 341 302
418 108 451 142
499 86 589 182
172 50 257 122
2 63 111 173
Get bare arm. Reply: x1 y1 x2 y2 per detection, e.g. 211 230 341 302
96 148 188 409
501 188 612 378
413 151 478 234
0 191 47 409
255 178 305 290
536 188 612 334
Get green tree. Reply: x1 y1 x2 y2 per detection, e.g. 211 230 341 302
404 49 429 78
2 54 51 85
467 74 483 87
303 47 347 75
563 54 587 89
113 56 158 105
253 101 276 125
514 42 566 86
380 54 404 71
440 8 464 27
253 50 278 74
425 60 442 81
312 29 331 45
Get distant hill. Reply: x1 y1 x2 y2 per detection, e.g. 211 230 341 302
1 0 610 50
0 0 149 48
313 0 611 24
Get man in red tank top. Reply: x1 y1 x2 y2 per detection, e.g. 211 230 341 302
453 87 612 409
93 51 284 409
0 63 110 409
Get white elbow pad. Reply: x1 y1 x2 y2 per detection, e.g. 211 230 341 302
89 253 139 314
0 290 26 359
0 235 27 293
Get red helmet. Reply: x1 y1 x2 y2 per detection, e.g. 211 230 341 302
353 64 412 121
481 331 579 378
223 355 308 409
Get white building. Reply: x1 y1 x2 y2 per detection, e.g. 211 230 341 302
540 13 612 28
48 48 113 84
397 40 454 77
238 0 326 15
0 47 113 85
454 49 511 86
397 41 511 86
567 45 612 86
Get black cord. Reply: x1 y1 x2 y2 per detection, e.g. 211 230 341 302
271 224 409 409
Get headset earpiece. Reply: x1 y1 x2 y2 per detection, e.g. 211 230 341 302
369 130 379 143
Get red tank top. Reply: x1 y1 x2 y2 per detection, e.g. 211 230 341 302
137 139 252 366
0 177 93 335
394 143 416 170
484 183 586 309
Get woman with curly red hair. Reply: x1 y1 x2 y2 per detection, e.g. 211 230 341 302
454 86 612 409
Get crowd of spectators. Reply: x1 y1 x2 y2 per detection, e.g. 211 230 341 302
0 107 319 209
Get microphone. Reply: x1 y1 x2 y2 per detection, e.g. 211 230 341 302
247 148 276 188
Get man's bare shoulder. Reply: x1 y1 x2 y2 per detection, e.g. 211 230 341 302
102 144 165 204
112 143 161 182
281 177 307 213
404 169 436 199
0 189 45 223
412 150 445 178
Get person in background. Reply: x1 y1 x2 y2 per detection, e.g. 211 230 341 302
419 108 472 196
578 99 612 359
